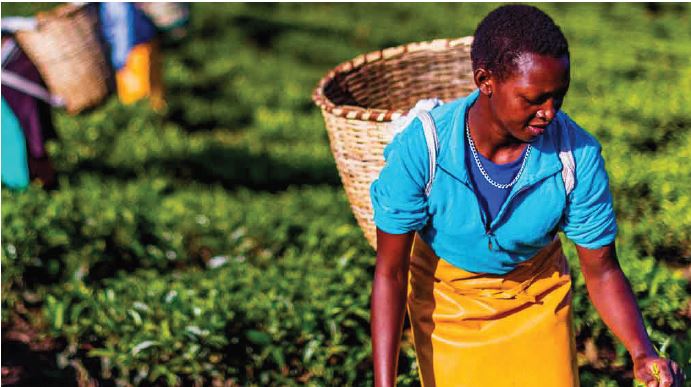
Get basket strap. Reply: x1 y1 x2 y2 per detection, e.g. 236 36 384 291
416 111 575 198
1 69 65 107
556 124 576 198
416 111 439 197
1 35 64 107
1 17 37 34
1 39 18 65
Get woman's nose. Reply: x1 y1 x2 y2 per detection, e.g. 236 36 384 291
538 99 557 121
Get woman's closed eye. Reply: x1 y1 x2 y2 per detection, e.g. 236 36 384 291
522 94 565 109
522 95 548 106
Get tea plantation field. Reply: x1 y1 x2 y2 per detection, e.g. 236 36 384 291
2 3 689 386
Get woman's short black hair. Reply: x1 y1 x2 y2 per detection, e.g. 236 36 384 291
471 5 570 80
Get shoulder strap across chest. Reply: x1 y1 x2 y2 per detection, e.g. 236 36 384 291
415 110 575 198
416 111 439 197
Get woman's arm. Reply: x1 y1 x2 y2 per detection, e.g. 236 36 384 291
371 229 415 387
576 242 684 387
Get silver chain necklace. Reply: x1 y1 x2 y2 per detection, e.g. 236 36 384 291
466 115 531 190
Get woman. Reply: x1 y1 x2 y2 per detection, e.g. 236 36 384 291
370 5 684 387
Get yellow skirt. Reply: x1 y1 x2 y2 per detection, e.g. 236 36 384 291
115 40 166 111
407 234 579 387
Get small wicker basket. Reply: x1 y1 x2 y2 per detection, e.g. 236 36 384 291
14 3 112 114
312 37 476 249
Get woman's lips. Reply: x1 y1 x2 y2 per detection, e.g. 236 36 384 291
527 125 546 136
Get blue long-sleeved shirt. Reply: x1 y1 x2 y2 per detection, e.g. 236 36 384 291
370 89 618 274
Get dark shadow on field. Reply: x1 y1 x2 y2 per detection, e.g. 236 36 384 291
592 112 689 154
2 315 124 386
159 4 355 134
66 142 342 193
192 4 350 51
2 317 77 387
1 342 75 387
158 3 426 135
179 143 341 191
651 245 691 269
578 365 632 386
163 95 254 133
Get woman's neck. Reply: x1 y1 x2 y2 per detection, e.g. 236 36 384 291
467 96 528 164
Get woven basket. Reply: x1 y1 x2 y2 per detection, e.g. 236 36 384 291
14 3 112 114
312 37 476 249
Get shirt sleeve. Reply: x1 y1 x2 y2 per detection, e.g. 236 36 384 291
561 119 618 249
370 118 430 234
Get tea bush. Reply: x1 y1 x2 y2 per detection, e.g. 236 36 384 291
44 234 377 385
2 2 689 385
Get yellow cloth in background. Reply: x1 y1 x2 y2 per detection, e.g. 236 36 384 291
115 40 165 111
407 234 579 387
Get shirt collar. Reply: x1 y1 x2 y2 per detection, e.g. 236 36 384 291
436 89 563 189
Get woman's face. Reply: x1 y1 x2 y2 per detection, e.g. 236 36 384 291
487 53 570 143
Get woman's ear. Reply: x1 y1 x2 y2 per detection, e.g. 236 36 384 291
473 68 493 97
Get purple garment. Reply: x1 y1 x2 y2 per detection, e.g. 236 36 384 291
1 46 56 159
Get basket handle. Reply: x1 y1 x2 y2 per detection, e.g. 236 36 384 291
0 5 87 33
35 3 85 25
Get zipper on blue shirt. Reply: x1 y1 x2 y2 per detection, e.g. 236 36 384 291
489 183 531 230
461 179 494 251
464 176 536 251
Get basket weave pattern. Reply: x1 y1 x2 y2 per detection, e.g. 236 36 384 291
15 4 111 114
313 37 476 249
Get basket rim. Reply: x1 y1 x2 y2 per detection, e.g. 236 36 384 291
34 3 89 26
311 36 473 123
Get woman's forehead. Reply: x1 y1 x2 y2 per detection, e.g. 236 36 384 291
506 53 570 90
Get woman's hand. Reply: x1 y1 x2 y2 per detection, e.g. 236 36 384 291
633 354 685 387
575 243 685 387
